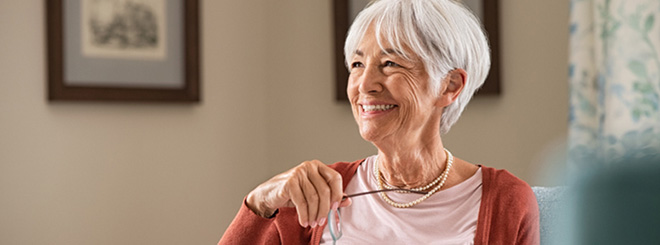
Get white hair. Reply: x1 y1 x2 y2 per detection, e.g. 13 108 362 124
344 0 491 134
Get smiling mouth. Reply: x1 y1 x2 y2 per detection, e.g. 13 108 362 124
361 104 397 112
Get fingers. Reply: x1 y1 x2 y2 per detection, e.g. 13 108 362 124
318 165 344 209
286 160 344 228
306 163 331 227
287 176 311 227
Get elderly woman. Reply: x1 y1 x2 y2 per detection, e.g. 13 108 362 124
220 0 539 244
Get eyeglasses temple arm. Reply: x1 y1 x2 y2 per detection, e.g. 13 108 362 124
343 188 428 199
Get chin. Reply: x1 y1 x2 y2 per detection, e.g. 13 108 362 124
358 127 386 143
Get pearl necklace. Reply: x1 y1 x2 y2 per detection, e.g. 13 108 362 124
377 159 446 192
375 148 453 208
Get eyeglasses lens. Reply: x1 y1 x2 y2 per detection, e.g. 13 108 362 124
328 209 342 242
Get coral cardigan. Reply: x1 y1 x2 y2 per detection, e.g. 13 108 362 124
219 160 540 245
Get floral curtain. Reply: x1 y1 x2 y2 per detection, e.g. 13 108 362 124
569 0 660 166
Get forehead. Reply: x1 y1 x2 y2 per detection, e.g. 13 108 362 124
353 24 419 60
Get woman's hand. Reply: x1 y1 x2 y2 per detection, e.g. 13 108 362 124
245 160 346 228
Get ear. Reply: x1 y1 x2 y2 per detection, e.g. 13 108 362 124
436 68 467 107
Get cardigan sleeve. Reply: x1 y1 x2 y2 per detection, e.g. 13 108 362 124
218 197 280 245
218 197 312 245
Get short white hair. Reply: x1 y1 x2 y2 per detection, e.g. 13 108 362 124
344 0 490 134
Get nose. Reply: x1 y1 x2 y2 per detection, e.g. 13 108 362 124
357 65 384 94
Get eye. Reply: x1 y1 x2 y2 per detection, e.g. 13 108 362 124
384 61 399 67
351 62 364 68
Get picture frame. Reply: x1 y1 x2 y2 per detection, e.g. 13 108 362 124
46 0 200 102
333 0 500 101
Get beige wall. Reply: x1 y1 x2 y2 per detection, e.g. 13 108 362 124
0 0 568 244
445 1 570 185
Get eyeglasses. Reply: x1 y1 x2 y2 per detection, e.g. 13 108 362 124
327 188 428 244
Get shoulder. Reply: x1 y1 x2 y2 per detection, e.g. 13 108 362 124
480 165 538 214
477 166 540 244
481 166 534 196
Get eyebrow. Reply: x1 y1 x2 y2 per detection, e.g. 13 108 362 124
353 48 405 57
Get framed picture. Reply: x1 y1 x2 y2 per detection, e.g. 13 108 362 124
47 0 200 102
333 0 500 101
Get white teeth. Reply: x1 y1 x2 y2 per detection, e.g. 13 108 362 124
362 104 395 112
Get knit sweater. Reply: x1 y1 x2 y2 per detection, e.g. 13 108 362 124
219 160 540 245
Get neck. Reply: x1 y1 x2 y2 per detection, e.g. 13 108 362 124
374 134 447 189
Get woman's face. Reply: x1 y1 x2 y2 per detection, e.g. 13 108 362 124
347 29 445 143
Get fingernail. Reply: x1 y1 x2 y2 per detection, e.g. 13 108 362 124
331 202 339 210
319 217 327 226
302 221 309 227
311 220 317 228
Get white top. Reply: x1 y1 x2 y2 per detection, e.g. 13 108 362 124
321 155 483 244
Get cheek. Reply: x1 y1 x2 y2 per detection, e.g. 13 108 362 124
391 74 433 121
346 82 357 99
346 76 358 103
346 76 362 122
392 73 424 105
346 72 361 98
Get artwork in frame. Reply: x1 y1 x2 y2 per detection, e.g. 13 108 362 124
47 0 200 102
333 0 501 101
